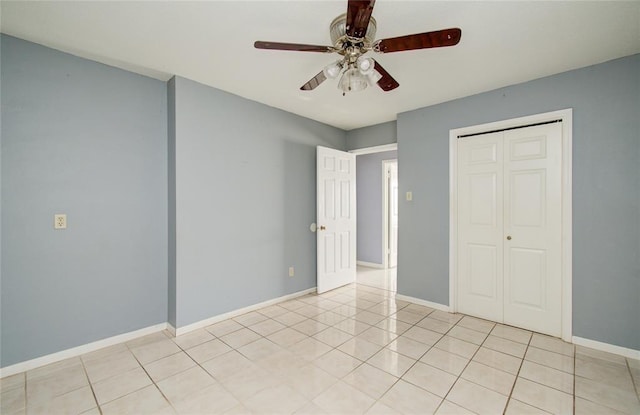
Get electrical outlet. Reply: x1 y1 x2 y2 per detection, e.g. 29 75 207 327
54 214 67 229
289 266 295 277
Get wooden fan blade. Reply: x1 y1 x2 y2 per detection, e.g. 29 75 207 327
376 28 461 53
346 0 376 39
300 71 327 91
254 41 333 53
373 61 399 92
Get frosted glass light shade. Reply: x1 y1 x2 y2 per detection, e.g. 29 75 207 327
338 68 368 93
357 56 375 75
367 70 382 86
323 61 343 79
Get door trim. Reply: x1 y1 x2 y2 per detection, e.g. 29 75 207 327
382 159 398 269
449 109 573 342
349 143 398 270
349 143 397 155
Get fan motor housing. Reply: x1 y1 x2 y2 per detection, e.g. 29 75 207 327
330 13 377 47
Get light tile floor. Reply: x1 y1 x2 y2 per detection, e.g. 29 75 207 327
1 267 639 414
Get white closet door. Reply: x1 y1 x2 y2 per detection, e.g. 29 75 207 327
457 123 563 337
503 123 562 336
457 132 504 322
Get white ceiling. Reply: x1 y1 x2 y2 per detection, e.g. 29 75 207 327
2 1 639 130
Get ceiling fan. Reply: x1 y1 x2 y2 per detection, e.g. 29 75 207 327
254 0 461 94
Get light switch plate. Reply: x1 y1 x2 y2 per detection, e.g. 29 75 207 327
406 191 413 201
54 214 67 229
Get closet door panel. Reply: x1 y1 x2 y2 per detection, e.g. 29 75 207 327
503 123 563 337
457 133 504 322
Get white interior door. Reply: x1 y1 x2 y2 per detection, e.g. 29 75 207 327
503 124 562 336
457 132 504 322
388 162 399 268
457 123 563 337
317 146 356 294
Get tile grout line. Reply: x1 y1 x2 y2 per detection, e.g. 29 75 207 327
503 333 582 414
79 356 104 415
422 316 537 413
425 318 564 413
25 359 103 414
356 304 506 413
437 317 499 414
501 330 535 415
297 284 405 412
180 287 397 411
165 329 259 411
122 332 179 413
424 312 471 414
134 329 260 411
16 301 483 414
572 368 640 414
21 373 26 414
322 290 418 413
521 346 579 391
625 358 640 405
340 293 430 414
190 309 348 409
287 284 401 411
359 305 469 413
505 333 587 414
18 275 630 415
573 345 577 415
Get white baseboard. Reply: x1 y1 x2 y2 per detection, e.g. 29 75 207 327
174 287 316 336
0 323 168 378
0 287 318 378
357 261 385 269
166 324 176 336
572 336 640 360
395 299 637 360
394 298 639 360
395 294 450 312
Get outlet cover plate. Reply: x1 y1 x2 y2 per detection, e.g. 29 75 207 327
54 214 67 229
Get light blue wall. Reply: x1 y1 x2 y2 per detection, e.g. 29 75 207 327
0 35 169 366
2 32 637 368
171 76 346 327
346 121 396 150
397 54 640 350
356 150 397 264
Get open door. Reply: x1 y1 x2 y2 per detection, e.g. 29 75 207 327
317 146 356 294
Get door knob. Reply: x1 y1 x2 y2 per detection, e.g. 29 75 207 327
506 236 512 240
320 226 326 231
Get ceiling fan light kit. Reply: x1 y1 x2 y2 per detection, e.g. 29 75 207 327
254 0 461 94
323 61 343 79
357 56 375 75
338 68 369 93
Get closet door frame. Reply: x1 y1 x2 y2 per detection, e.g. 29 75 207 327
449 109 573 342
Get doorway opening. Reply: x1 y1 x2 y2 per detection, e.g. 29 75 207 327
356 266 397 292
350 143 398 293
